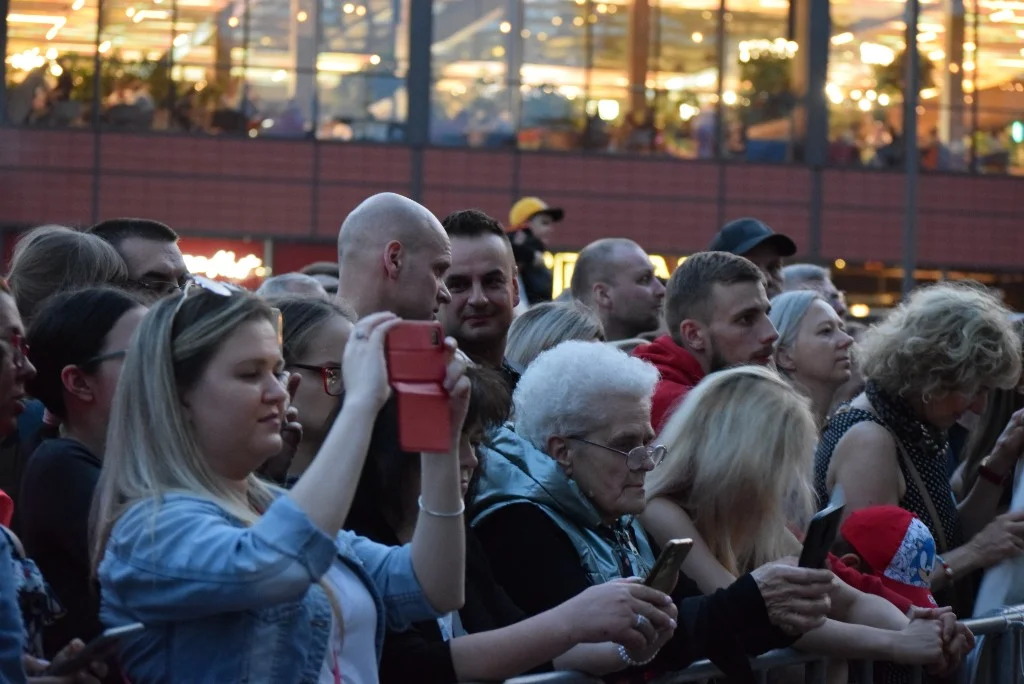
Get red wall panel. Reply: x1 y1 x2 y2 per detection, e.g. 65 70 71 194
2 130 1023 271
97 176 312 236
0 170 93 226
273 242 336 274
100 135 316 181
423 149 517 192
0 129 94 170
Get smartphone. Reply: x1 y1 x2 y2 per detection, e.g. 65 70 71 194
644 538 693 594
799 488 846 569
385 322 450 453
45 622 145 676
386 322 447 384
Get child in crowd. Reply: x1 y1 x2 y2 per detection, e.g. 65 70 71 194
832 506 939 611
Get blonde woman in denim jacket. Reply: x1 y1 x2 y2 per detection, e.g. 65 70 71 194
91 286 468 684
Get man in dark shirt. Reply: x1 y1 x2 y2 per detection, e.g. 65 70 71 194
438 210 523 389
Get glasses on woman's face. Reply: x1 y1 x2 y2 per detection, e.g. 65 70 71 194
568 436 666 471
290 364 343 396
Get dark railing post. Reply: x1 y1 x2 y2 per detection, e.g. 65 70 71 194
805 0 830 260
901 0 921 297
406 0 432 202
0 0 8 122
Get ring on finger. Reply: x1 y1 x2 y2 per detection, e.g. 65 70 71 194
634 614 650 630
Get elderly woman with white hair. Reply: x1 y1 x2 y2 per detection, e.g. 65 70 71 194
472 341 837 682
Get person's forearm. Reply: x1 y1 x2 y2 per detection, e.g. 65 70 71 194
794 620 895 660
449 609 576 680
957 473 1006 540
287 396 379 535
411 449 465 613
554 643 632 676
928 544 980 591
838 591 909 630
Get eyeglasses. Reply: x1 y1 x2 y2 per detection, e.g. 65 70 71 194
568 437 667 471
81 349 128 367
172 275 282 344
130 275 193 296
7 334 30 371
290 363 342 396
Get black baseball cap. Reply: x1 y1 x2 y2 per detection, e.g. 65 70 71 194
707 218 797 257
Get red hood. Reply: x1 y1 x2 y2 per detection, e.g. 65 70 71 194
632 335 706 432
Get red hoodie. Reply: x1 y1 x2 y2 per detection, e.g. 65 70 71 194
632 335 707 432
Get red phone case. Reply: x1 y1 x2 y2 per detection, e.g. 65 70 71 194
385 322 450 453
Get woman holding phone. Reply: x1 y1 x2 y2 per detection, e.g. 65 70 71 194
271 298 679 682
642 366 975 676
91 283 468 682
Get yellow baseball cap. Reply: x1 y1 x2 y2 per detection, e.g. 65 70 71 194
508 197 564 232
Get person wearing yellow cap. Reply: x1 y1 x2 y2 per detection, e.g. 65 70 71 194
507 197 562 305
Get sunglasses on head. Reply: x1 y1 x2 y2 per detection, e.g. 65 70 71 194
171 275 282 344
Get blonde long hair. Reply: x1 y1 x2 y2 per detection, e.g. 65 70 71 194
645 366 818 575
90 289 279 572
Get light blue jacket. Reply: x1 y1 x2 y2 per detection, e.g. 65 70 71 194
98 493 437 683
473 426 657 583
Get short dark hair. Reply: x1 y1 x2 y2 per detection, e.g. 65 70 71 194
464 365 513 437
441 209 508 241
27 287 142 419
300 261 339 278
665 251 764 338
89 219 179 248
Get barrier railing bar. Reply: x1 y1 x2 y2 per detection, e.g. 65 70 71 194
493 607 1024 684
805 658 828 684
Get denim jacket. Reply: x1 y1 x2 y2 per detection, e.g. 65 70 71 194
98 493 438 683
0 532 25 684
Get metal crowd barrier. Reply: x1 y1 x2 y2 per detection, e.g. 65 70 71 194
488 606 1024 684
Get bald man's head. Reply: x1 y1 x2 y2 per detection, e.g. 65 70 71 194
336 193 452 320
571 238 665 341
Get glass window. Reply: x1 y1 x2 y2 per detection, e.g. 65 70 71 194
318 0 409 141
5 0 99 127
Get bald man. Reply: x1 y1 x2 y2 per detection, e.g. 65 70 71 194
571 238 666 341
336 193 452 320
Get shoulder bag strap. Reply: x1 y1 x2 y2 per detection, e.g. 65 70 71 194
864 399 951 553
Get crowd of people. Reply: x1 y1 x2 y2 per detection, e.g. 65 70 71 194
0 193 1018 684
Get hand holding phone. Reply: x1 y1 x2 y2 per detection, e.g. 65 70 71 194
385 322 451 453
44 623 144 677
645 538 694 594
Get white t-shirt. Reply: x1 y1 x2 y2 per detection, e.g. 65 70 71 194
319 560 380 684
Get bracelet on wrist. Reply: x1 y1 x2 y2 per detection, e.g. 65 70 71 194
417 495 465 518
617 644 658 668
978 457 1011 487
937 556 954 583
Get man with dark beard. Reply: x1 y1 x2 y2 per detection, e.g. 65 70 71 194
438 210 523 389
632 251 779 431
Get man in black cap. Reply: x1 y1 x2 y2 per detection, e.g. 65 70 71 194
707 218 797 298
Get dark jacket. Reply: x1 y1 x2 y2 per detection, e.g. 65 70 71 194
472 427 794 683
348 510 551 684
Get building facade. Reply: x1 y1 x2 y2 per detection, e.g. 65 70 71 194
2 0 1023 308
